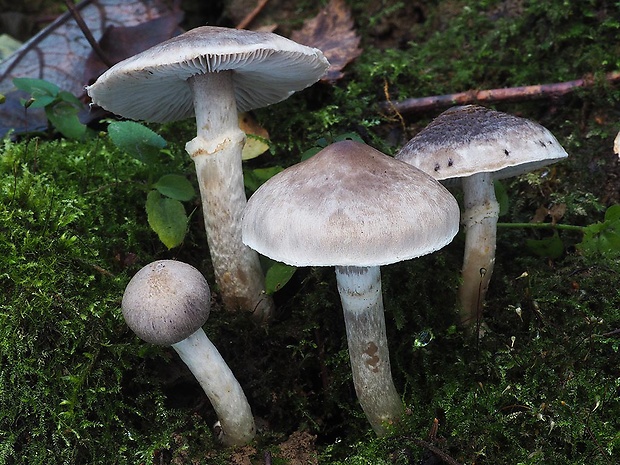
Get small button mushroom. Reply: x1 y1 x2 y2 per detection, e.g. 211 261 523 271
241 140 459 435
88 26 330 320
396 105 569 329
121 260 255 446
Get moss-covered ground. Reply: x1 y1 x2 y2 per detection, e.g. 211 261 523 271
1 0 619 464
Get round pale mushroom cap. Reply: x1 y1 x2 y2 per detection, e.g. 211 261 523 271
242 140 460 267
86 26 329 122
122 260 211 346
395 105 568 182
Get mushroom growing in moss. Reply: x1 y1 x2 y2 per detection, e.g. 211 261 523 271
87 26 329 321
242 140 459 435
121 260 255 446
396 105 568 328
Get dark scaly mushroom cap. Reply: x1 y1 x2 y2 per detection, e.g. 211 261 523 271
396 105 568 181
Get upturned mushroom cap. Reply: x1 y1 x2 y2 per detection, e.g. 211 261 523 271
122 260 211 346
395 105 568 181
242 140 460 267
86 26 329 122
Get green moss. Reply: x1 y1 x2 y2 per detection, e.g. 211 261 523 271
2 0 620 463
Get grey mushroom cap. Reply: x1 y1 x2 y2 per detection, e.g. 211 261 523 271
242 140 460 268
86 26 329 122
395 105 568 182
122 260 211 346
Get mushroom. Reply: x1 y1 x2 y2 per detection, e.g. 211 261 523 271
241 140 460 435
395 105 568 328
121 259 256 446
87 26 329 320
614 129 620 157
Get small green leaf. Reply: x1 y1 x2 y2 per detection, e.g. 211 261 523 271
244 166 283 192
578 204 620 257
45 101 87 140
13 77 60 96
108 121 166 165
526 231 564 259
604 204 620 222
57 90 84 107
20 94 56 109
494 180 509 217
145 191 188 249
264 261 297 294
334 132 364 143
153 174 195 201
300 146 322 161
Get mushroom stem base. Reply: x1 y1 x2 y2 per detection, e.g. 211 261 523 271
172 328 256 446
335 265 403 436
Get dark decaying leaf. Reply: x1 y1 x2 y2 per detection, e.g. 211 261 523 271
291 0 362 83
84 10 184 86
0 0 182 137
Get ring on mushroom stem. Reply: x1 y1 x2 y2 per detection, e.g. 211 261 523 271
87 26 330 321
396 105 568 330
241 140 459 435
121 260 256 446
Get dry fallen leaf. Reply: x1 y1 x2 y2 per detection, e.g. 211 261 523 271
0 0 181 136
531 203 566 224
291 0 362 83
0 0 180 97
238 112 270 160
84 10 183 86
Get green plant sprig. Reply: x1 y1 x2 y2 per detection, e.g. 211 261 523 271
13 77 90 140
106 120 195 249
498 204 620 258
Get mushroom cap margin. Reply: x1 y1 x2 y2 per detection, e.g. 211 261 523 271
86 26 329 122
242 140 460 268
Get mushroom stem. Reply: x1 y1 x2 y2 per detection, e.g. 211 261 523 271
335 265 403 436
172 327 256 446
185 71 273 320
458 172 500 328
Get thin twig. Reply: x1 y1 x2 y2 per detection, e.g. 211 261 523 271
380 71 620 114
407 437 464 465
64 0 114 68
236 0 270 29
600 328 620 337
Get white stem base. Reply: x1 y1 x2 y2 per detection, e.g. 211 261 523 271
173 328 256 446
459 173 500 328
186 71 273 320
335 265 403 436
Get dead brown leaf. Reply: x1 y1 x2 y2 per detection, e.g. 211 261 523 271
530 203 566 224
291 0 362 83
84 10 184 86
0 0 182 136
275 430 318 465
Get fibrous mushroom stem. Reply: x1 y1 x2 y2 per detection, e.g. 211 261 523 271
185 71 273 321
172 328 256 446
459 172 500 328
335 265 403 436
